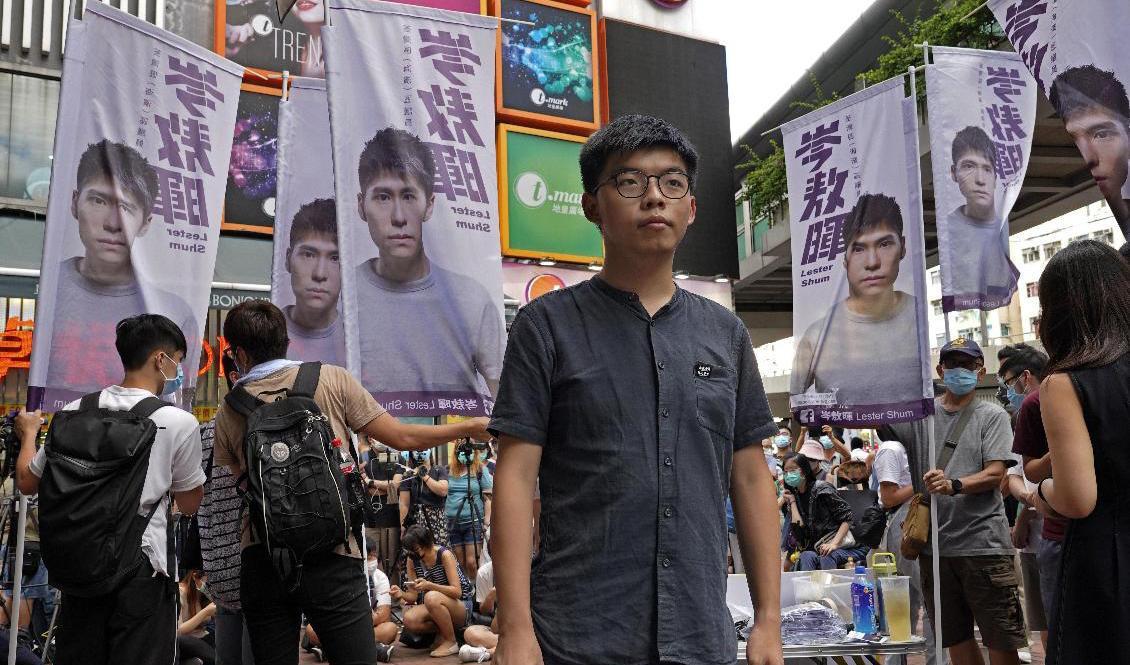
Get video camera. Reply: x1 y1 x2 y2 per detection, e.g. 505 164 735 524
455 438 489 460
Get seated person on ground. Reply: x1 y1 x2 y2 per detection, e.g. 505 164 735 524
392 525 475 658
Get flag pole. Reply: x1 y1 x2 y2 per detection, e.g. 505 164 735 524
909 62 945 665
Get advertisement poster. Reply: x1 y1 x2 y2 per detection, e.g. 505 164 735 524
783 77 933 427
926 46 1036 312
219 0 483 78
324 0 503 417
989 0 1130 231
29 3 243 410
495 0 599 132
272 77 343 364
498 124 602 263
223 84 279 233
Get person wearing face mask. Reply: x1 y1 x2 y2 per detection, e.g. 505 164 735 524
445 443 493 581
918 337 1027 665
15 314 206 665
177 570 216 665
399 448 451 550
780 453 867 571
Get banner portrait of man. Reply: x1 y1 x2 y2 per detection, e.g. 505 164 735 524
282 197 345 364
791 193 922 407
352 127 502 400
1049 65 1130 226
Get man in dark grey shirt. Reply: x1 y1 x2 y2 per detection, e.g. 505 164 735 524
489 115 783 665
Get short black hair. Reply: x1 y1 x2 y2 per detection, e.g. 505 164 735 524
951 125 996 166
401 524 434 556
999 343 1049 381
1120 241 1130 262
115 314 188 372
1050 65 1130 128
76 139 160 217
357 128 435 197
222 300 289 367
850 436 865 450
289 198 337 248
840 193 904 249
579 114 699 194
875 424 897 443
364 537 377 554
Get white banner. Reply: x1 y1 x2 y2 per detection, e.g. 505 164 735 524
927 46 1036 312
271 77 344 365
28 4 243 411
990 0 1130 230
784 77 933 428
324 0 502 417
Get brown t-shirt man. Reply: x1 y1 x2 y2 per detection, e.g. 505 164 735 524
213 363 386 555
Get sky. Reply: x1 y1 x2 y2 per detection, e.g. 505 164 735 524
690 1 877 143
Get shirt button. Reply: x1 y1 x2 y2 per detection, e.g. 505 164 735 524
660 408 669 418
664 456 672 466
657 361 666 370
664 506 673 518
662 557 672 568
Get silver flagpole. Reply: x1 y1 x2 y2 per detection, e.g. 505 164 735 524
7 493 29 665
909 62 946 665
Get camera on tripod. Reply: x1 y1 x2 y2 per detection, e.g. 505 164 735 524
455 438 489 460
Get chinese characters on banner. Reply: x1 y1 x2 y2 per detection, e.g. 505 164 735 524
926 46 1036 312
784 77 933 427
323 0 503 417
28 3 242 411
989 0 1130 232
271 77 345 365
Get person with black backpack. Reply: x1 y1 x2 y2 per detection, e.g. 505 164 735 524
14 314 206 665
212 300 490 665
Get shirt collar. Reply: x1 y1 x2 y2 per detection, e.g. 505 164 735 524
590 276 683 319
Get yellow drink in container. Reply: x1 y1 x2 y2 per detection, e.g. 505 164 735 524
879 576 912 642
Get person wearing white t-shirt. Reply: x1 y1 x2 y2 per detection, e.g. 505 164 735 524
15 314 206 665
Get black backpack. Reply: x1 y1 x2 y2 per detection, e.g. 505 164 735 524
38 393 170 597
224 362 351 586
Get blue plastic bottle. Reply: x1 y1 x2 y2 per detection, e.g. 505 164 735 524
850 565 878 634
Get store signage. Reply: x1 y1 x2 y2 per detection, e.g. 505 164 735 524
0 318 33 381
499 124 603 263
495 0 600 133
222 85 281 234
524 273 567 302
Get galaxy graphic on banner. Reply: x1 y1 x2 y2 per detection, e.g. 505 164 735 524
224 89 278 231
499 0 594 123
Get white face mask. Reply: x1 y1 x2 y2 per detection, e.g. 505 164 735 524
366 559 380 573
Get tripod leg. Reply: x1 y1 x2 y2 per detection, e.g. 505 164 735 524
41 591 60 665
7 494 29 665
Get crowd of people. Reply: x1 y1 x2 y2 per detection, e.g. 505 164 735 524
0 113 1125 665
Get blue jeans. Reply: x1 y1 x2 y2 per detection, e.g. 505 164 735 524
796 545 870 571
1037 538 1063 632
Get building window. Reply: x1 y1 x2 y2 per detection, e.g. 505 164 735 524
1030 317 1040 334
1000 323 1011 337
935 333 946 348
0 73 60 202
959 328 978 340
931 299 943 316
1026 282 1039 297
1071 235 1089 245
1043 241 1062 259
930 271 940 286
1093 229 1115 245
1022 247 1040 263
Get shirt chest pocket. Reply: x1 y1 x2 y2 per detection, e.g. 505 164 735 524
694 366 736 441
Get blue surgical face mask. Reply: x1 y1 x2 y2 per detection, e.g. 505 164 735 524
943 367 979 396
774 435 790 448
477 451 489 462
1006 384 1026 411
457 451 470 465
783 470 803 488
819 435 833 449
159 354 184 396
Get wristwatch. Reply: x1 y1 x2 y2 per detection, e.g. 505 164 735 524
950 478 963 495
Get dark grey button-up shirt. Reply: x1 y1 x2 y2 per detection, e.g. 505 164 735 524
489 277 777 665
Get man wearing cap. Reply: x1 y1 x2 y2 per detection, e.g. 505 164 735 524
914 337 1026 665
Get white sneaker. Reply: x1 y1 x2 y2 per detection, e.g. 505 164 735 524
459 644 492 662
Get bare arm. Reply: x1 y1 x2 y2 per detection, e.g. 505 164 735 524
926 460 1007 495
1038 373 1097 519
373 604 392 625
360 415 491 452
481 587 497 616
173 486 204 515
491 436 542 647
177 603 217 636
14 410 42 496
1023 453 1053 483
730 446 783 653
421 473 449 497
879 481 913 508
